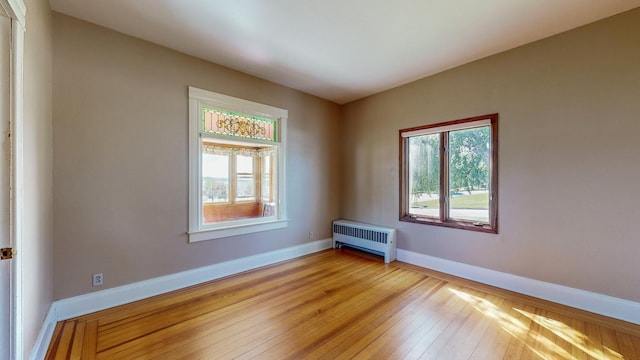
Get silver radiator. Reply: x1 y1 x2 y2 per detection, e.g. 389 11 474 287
332 220 397 263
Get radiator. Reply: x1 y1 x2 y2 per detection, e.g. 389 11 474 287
332 220 397 263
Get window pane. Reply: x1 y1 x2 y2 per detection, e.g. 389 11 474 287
236 155 255 201
202 107 278 142
236 155 253 174
236 175 255 199
202 153 229 204
448 126 490 222
408 134 440 217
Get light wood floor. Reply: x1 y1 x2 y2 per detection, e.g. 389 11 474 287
46 249 640 359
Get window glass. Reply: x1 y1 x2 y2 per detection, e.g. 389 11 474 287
202 153 229 204
448 126 490 222
202 107 277 142
236 155 255 201
199 143 276 224
408 134 440 218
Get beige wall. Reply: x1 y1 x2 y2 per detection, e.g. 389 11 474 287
51 5 640 307
23 0 54 355
52 14 342 299
341 8 640 302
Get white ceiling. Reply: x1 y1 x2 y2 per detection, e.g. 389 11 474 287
50 0 640 104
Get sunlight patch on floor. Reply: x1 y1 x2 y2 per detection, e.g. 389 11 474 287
450 288 626 360
516 308 624 360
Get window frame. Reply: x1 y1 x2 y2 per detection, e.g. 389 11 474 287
188 87 287 242
260 154 274 203
234 154 255 202
399 113 498 233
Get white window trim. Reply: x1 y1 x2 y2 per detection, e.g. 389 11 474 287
188 87 287 241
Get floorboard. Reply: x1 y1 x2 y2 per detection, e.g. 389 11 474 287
46 249 640 359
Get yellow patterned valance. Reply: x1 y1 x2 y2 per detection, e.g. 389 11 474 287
202 144 276 157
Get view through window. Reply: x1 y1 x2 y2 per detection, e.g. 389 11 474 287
200 142 275 223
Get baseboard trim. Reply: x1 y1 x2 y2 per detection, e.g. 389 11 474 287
28 305 57 360
35 241 637 358
30 239 331 359
55 238 332 321
397 249 640 325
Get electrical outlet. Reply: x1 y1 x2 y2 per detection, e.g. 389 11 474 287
308 231 314 239
93 273 103 286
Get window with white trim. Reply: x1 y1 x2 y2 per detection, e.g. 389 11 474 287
188 87 287 242
400 114 498 233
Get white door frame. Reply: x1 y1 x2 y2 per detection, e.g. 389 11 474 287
0 0 25 359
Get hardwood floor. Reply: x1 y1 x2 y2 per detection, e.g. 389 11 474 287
46 249 640 359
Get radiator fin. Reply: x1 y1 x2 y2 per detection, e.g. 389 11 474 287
333 224 388 244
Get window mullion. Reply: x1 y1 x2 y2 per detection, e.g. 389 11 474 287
269 154 275 203
230 154 237 204
400 137 410 219
255 154 261 202
440 131 449 222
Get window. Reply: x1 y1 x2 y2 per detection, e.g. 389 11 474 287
400 114 498 233
188 87 287 241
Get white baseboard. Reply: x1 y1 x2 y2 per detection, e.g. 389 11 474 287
397 249 640 325
55 238 332 320
28 305 57 360
30 239 332 359
33 241 637 359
